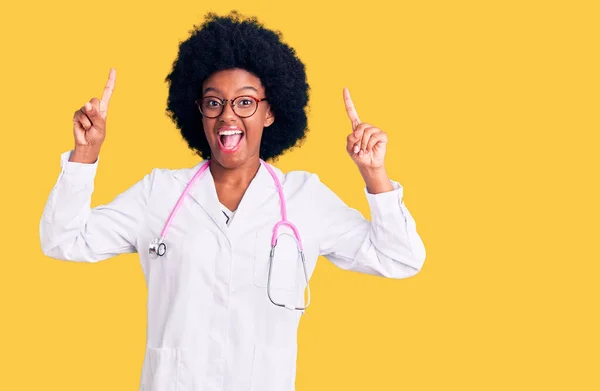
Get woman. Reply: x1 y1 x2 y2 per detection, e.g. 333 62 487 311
40 11 426 391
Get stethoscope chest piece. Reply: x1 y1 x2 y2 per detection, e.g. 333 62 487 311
149 237 166 259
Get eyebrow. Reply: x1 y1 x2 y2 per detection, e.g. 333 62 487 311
203 86 259 95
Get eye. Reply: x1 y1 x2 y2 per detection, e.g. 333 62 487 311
238 98 253 107
205 99 221 107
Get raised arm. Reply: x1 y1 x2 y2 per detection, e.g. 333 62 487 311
315 88 426 278
39 68 153 262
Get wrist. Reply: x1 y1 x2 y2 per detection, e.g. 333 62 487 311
359 165 386 178
359 166 393 194
70 146 101 164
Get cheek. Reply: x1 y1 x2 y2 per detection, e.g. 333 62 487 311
202 119 215 139
245 121 264 142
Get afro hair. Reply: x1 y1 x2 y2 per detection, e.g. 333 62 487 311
164 10 310 162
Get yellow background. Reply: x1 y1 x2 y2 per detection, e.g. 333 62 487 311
1 0 598 389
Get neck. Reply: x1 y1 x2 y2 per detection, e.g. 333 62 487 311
209 157 261 188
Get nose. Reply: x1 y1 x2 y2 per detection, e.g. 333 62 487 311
218 100 237 122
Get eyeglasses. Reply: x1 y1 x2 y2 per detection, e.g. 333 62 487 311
195 95 268 118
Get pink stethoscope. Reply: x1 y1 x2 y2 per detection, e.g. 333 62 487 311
148 159 311 312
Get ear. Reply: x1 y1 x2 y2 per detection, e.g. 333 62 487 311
264 106 275 127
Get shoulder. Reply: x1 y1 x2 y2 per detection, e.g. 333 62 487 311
268 165 325 190
146 160 209 183
133 161 208 198
282 169 316 184
270 166 339 203
272 167 351 218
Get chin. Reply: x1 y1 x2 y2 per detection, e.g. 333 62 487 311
213 153 246 169
210 146 256 170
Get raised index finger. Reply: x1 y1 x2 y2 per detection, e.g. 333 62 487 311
101 68 116 104
343 87 361 129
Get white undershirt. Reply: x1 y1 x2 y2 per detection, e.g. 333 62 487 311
220 203 236 227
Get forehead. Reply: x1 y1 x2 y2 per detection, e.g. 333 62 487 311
202 68 264 95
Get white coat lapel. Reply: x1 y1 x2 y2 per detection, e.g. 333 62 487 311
173 161 226 232
173 160 283 236
227 161 279 235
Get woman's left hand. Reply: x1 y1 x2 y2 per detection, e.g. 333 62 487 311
343 88 388 170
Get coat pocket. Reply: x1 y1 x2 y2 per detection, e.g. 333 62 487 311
253 228 300 291
250 344 297 391
140 348 181 391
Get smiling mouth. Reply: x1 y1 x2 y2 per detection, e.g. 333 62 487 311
218 130 244 152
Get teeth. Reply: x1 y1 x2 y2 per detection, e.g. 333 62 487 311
218 130 243 136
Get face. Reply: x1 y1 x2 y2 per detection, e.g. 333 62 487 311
200 68 274 169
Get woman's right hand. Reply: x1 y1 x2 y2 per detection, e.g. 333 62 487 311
71 68 116 156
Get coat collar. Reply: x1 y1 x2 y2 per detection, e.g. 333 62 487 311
172 159 283 234
173 159 280 189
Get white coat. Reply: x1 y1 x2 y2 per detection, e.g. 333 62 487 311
39 150 427 391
